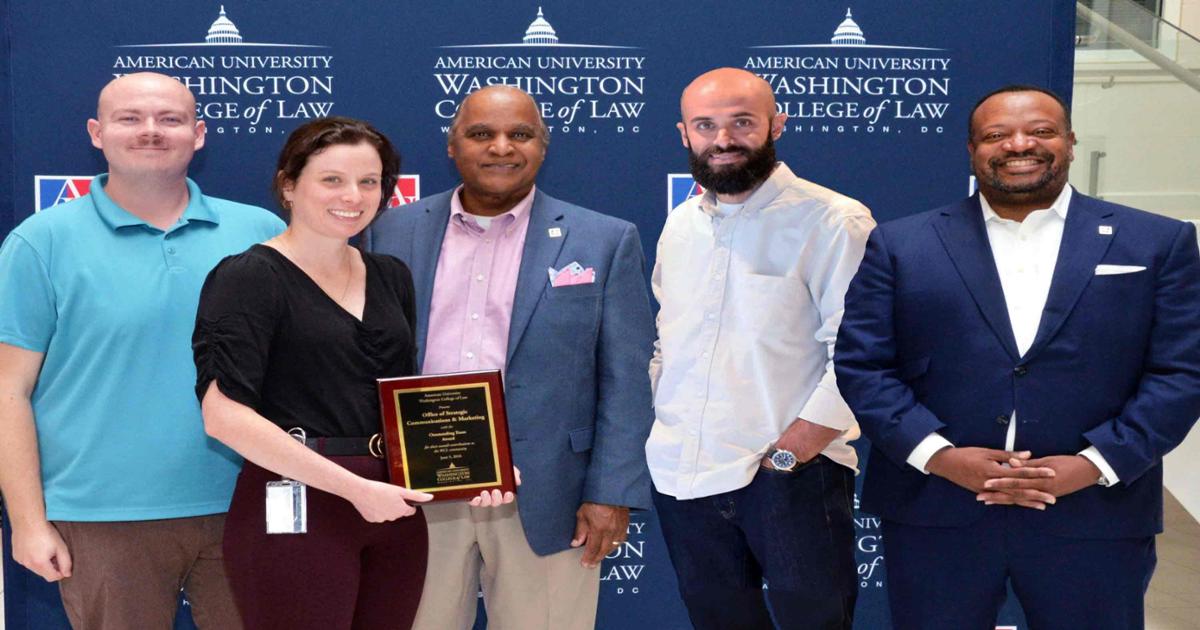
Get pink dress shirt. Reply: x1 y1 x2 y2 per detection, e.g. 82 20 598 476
421 186 535 376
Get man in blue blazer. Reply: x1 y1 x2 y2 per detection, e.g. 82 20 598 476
364 85 655 630
835 85 1200 629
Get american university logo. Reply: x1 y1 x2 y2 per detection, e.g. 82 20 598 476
387 175 421 208
746 7 953 136
667 174 704 213
432 6 646 136
440 6 634 49
33 173 413 213
35 176 93 212
111 5 336 135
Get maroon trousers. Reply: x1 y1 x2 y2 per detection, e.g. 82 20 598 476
223 457 427 630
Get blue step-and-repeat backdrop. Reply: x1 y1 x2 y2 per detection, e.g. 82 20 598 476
1 2 1076 628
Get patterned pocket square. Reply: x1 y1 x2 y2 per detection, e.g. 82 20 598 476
549 262 596 287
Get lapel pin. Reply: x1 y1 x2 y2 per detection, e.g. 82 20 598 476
1098 225 1113 236
548 227 562 238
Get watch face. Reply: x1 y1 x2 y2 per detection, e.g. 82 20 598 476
771 449 797 470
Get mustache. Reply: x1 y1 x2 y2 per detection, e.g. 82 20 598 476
700 145 750 159
988 149 1053 168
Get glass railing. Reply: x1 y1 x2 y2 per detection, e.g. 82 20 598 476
1071 0 1200 223
1077 0 1165 50
1074 0 1200 521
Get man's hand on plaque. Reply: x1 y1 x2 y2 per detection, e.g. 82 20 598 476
468 466 522 507
571 502 630 569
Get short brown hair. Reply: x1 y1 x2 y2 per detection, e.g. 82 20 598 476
272 116 401 215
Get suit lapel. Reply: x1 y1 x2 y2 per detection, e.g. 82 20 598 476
507 191 566 364
411 197 452 367
933 196 1021 361
1023 193 1116 361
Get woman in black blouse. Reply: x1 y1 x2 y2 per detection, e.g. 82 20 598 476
193 117 511 630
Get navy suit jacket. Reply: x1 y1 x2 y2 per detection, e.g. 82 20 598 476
835 190 1200 538
364 188 656 555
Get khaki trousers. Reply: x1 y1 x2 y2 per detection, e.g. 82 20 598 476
54 514 240 630
411 501 600 630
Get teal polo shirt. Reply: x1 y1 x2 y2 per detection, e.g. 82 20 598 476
0 174 284 521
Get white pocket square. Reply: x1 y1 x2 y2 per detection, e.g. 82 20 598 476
1095 264 1146 275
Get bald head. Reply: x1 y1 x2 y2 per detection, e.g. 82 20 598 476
87 71 205 185
97 72 196 121
448 85 549 146
462 85 536 109
677 68 786 202
680 68 778 122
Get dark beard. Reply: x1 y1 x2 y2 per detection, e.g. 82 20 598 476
984 151 1060 195
688 136 777 195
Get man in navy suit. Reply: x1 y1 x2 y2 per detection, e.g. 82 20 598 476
835 85 1200 629
364 85 655 630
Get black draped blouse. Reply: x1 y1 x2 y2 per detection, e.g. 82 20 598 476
193 244 417 438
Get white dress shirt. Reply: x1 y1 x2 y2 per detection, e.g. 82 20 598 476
647 163 876 499
906 186 1119 485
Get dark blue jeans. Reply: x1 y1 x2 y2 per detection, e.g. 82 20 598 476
653 455 857 630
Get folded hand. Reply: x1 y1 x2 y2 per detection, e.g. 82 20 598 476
976 455 1101 509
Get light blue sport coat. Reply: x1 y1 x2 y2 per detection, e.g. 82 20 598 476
364 187 656 555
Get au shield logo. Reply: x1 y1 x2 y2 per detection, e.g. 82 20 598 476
35 176 93 212
387 175 421 208
667 174 704 213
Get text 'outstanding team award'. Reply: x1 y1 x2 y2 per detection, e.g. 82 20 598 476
377 370 516 501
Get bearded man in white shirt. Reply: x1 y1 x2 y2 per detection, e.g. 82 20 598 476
645 67 875 630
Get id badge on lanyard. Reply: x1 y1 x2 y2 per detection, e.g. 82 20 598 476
265 428 308 534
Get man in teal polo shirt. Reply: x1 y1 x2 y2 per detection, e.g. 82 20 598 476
0 72 283 628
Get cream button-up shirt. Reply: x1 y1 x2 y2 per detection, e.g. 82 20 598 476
647 163 875 500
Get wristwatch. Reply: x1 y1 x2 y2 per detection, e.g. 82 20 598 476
767 447 798 472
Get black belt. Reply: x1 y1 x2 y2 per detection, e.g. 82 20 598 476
300 434 385 459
